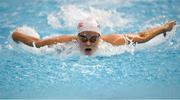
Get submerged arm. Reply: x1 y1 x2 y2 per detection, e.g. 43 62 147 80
12 31 77 48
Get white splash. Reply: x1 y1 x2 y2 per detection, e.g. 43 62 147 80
47 14 61 28
15 25 40 38
47 5 131 33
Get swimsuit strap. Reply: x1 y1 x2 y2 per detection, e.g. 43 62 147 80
113 34 131 45
123 34 136 46
123 34 131 45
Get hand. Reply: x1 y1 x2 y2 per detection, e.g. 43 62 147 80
15 28 22 32
163 21 176 32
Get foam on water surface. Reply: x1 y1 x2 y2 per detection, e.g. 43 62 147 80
47 5 131 33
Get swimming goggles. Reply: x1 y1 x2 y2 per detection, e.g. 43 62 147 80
78 33 100 43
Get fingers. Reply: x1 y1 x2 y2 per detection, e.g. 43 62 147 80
15 28 21 32
167 20 176 26
163 20 176 31
170 20 176 25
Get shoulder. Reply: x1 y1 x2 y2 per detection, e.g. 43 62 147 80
56 35 78 40
101 34 121 39
101 34 126 45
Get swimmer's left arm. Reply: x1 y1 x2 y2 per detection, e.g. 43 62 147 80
124 21 176 44
102 21 176 45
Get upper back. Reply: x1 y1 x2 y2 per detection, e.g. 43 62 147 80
101 34 126 45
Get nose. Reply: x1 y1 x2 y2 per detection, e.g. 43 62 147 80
86 41 92 46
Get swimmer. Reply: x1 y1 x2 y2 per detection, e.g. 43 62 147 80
12 18 176 55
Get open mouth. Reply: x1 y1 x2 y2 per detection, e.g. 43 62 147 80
84 48 92 55
85 48 92 52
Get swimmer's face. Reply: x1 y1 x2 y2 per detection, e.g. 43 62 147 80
77 31 101 56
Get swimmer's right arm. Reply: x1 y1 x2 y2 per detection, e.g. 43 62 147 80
12 31 77 48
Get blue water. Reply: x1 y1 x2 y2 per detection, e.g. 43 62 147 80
0 0 180 99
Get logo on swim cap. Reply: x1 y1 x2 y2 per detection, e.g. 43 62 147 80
78 22 84 28
77 18 101 34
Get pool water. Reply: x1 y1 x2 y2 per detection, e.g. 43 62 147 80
0 0 180 99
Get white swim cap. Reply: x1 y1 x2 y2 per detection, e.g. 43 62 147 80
77 18 101 35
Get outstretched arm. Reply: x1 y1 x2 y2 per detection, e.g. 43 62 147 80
102 21 176 45
124 21 176 44
12 30 77 48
